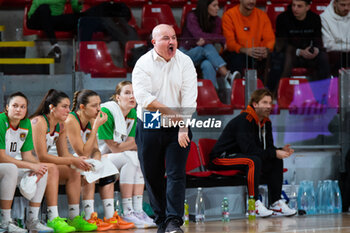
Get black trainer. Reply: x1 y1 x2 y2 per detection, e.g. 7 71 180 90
47 46 62 63
165 219 183 233
157 224 166 233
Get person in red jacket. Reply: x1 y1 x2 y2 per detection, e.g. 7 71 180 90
209 89 297 217
222 0 275 81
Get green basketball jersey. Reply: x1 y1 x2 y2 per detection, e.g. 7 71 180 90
0 112 33 160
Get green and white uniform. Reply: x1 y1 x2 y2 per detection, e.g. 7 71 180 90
98 104 136 154
0 113 48 203
43 115 60 155
67 112 92 155
0 112 33 160
97 101 143 185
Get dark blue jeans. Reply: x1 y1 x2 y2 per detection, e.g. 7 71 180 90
135 119 192 227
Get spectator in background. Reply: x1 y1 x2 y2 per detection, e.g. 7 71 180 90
275 0 330 81
180 0 239 91
321 0 350 76
222 0 275 82
27 0 82 62
27 0 133 63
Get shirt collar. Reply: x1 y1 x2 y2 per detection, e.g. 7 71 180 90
151 49 176 63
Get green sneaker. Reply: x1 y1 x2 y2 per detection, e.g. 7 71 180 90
47 217 76 233
67 215 97 232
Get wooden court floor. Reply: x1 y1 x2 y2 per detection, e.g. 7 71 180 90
76 213 350 233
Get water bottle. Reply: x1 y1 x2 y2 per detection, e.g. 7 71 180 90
195 187 205 223
248 196 256 221
324 180 334 214
114 191 123 215
289 183 298 211
184 199 189 225
333 180 342 213
316 180 325 214
221 197 230 222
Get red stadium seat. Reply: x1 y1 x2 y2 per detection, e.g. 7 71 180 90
1 0 26 7
197 79 234 115
291 67 309 77
117 0 148 7
23 2 74 38
223 3 238 12
83 0 109 6
230 78 264 109
186 142 213 177
152 0 187 7
141 4 181 37
78 41 127 78
180 4 196 29
311 2 328 14
266 3 289 31
124 40 147 72
191 0 229 6
277 77 326 114
198 138 242 176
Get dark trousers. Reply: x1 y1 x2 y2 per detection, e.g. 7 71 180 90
210 154 283 205
222 50 269 83
281 45 330 81
328 51 350 76
27 4 79 45
135 120 192 227
78 17 139 48
26 2 132 45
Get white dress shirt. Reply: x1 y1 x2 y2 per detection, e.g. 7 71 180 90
132 49 198 121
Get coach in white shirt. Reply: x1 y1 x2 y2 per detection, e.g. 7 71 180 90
132 24 197 233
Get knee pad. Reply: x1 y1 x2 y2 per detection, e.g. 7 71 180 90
98 175 117 186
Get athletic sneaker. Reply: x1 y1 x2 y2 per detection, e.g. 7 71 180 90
47 217 76 233
224 71 241 87
104 211 135 230
165 219 183 233
87 212 114 231
26 219 54 232
255 200 273 217
67 215 97 232
134 211 157 228
122 212 149 228
0 221 27 233
47 46 62 63
269 199 297 216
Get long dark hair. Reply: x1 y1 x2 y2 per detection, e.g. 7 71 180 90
71 89 99 111
4 92 29 119
194 0 217 33
30 89 69 119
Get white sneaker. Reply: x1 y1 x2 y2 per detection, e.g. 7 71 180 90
123 212 148 228
255 200 273 217
26 219 54 232
225 71 241 87
0 221 28 233
269 199 297 216
134 211 157 228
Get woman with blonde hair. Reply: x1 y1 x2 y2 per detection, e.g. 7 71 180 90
98 81 156 228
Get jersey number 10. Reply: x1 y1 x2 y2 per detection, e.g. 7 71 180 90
10 142 17 152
